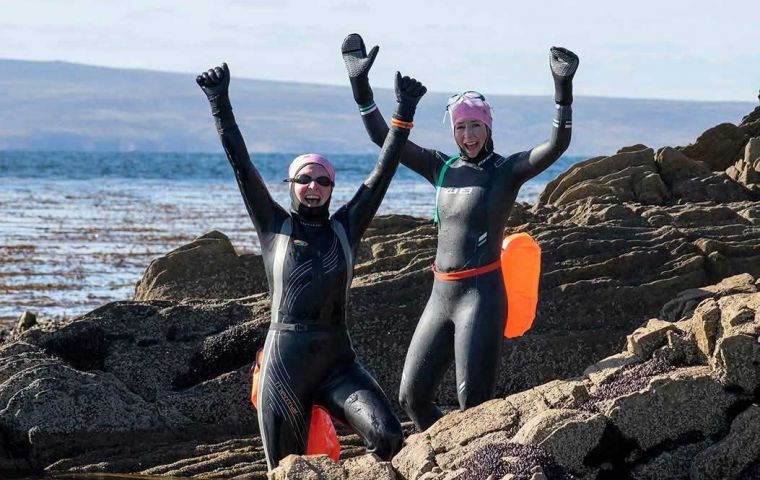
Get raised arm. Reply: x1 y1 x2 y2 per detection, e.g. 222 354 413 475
336 72 427 245
513 47 579 184
342 33 439 184
197 63 285 235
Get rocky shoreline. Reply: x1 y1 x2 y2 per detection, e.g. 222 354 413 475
2 105 759 479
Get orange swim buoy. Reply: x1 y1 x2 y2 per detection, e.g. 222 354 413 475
251 349 341 461
501 233 541 338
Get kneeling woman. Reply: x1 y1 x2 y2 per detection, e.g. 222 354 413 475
197 64 426 469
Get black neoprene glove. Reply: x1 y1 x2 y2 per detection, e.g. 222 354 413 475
550 47 579 106
393 72 427 123
341 33 379 105
196 63 233 117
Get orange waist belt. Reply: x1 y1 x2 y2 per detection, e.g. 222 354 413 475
431 259 501 281
430 233 542 338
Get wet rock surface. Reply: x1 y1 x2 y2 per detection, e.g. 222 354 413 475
2 108 760 478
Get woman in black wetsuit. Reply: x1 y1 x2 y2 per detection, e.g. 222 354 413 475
342 34 579 432
197 63 426 469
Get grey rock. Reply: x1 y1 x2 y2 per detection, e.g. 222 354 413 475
13 311 37 336
342 454 396 480
631 440 709 480
690 405 760 480
512 409 607 474
601 366 737 452
625 318 681 359
268 454 345 479
391 433 437 480
134 230 268 302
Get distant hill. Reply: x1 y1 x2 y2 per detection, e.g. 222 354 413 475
0 59 756 156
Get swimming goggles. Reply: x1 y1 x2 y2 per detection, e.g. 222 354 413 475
443 91 487 123
283 174 335 187
446 91 487 110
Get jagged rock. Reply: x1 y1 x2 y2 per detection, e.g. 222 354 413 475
12 311 37 336
718 292 760 329
660 273 758 321
690 405 760 480
600 366 738 452
626 318 681 359
423 400 521 454
725 137 760 194
391 433 437 480
389 283 760 479
651 329 702 367
582 352 639 385
689 298 722 359
537 148 669 206
0 300 268 468
268 454 345 479
740 105 760 125
134 230 268 302
630 440 710 480
655 147 711 181
655 146 752 203
679 123 750 171
745 136 760 163
617 144 650 154
511 409 607 474
0 342 173 467
710 293 760 393
342 454 396 480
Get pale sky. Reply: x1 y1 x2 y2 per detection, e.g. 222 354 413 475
2 0 759 101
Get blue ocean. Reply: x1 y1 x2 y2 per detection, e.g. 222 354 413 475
0 151 584 325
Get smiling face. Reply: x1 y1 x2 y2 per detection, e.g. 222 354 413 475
454 119 488 159
293 163 333 207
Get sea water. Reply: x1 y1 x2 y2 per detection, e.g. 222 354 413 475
0 151 584 325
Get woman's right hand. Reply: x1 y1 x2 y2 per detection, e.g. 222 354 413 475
393 72 427 122
196 63 231 101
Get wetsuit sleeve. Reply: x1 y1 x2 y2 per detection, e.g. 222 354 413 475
213 107 286 235
511 104 572 184
342 33 439 185
359 105 440 185
338 123 411 245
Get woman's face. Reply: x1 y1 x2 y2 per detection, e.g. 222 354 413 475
454 119 488 158
292 163 333 207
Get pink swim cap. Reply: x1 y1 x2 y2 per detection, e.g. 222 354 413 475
448 93 493 131
288 153 336 182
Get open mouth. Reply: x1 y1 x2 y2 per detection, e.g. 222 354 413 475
304 194 322 206
463 141 481 153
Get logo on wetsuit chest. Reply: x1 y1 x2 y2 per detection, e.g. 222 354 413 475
292 239 309 248
443 187 474 195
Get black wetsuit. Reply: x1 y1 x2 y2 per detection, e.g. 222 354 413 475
357 103 572 431
208 98 411 469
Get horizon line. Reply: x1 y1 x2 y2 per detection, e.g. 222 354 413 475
2 57 757 106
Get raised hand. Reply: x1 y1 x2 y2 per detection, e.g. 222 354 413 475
196 63 230 101
549 47 579 105
341 33 379 105
393 72 427 122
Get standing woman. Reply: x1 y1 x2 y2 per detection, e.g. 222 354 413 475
197 63 426 469
341 34 578 432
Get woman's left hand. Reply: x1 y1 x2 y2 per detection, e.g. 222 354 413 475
550 47 579 105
